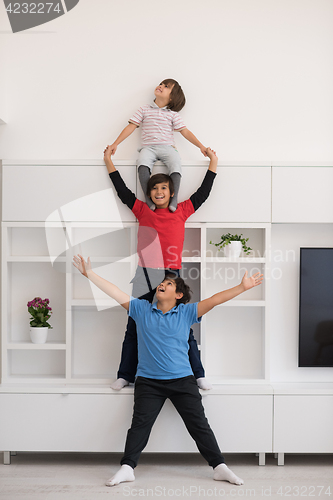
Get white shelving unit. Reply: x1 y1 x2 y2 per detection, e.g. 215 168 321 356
0 162 274 463
2 162 333 464
1 220 270 385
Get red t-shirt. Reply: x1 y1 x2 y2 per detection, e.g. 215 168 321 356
132 199 195 269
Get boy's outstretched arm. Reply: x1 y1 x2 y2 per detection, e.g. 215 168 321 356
73 254 130 310
180 128 208 157
104 145 116 174
197 271 263 317
109 123 137 155
189 148 218 211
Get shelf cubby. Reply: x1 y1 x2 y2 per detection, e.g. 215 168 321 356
6 262 66 344
204 307 265 382
71 307 127 381
206 226 266 259
7 350 66 380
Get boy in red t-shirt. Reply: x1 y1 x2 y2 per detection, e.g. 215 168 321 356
104 146 218 390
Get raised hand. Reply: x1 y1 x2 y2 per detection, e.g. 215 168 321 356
241 270 263 291
103 144 113 158
200 146 208 157
108 143 117 155
103 145 116 173
206 147 218 160
73 254 91 278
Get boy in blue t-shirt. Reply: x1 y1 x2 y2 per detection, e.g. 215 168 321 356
73 254 263 487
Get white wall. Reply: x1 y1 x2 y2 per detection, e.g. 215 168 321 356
0 0 333 162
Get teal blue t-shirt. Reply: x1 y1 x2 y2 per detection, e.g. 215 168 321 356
129 298 202 379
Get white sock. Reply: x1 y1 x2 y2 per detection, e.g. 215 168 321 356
106 464 135 487
213 463 244 485
111 378 129 391
196 377 212 390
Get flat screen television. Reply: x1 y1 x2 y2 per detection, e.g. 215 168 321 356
299 248 333 367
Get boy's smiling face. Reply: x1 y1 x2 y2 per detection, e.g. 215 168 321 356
154 82 174 104
156 278 183 303
149 181 173 209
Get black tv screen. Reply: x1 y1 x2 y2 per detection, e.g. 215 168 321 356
299 248 333 367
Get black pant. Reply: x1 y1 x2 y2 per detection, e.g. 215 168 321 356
117 267 205 382
120 376 225 469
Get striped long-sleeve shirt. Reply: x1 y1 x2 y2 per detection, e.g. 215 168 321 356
129 102 186 146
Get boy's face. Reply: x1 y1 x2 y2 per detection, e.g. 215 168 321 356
149 181 174 209
154 82 174 103
155 278 183 303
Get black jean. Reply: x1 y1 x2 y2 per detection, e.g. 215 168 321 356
117 266 205 382
120 375 225 469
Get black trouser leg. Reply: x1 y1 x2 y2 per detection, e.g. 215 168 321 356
169 376 225 468
121 376 224 469
188 328 205 379
138 165 155 210
120 377 167 469
116 316 139 383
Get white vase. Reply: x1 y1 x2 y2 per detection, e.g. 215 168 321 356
223 241 242 258
30 327 48 344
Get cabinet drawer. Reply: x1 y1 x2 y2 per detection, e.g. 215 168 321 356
181 167 271 223
274 395 333 453
0 394 133 451
2 166 136 222
272 167 333 223
203 395 273 452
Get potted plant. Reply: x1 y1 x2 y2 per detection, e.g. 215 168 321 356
209 233 252 258
27 297 52 344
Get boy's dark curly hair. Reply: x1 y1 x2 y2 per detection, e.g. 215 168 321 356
146 173 174 197
164 273 192 306
161 79 186 112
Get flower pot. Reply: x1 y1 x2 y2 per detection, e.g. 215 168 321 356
30 327 48 344
223 241 242 258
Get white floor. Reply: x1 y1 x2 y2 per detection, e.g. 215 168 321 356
0 453 332 500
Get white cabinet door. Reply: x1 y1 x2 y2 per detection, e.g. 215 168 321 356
274 395 333 453
202 395 273 452
272 167 333 223
179 167 271 223
2 165 136 222
0 394 133 452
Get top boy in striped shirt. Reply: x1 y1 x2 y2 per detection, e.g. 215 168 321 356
108 79 208 212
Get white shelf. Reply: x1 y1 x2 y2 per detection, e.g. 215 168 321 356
6 256 133 264
206 377 271 388
7 256 66 263
182 257 201 263
205 257 266 263
7 342 66 350
89 256 132 263
218 300 266 307
71 299 121 308
4 375 67 384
